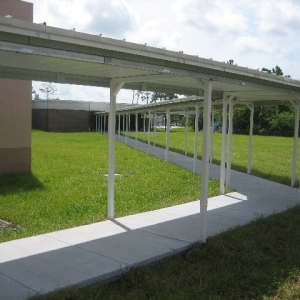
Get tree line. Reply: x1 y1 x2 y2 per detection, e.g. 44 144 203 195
231 65 295 136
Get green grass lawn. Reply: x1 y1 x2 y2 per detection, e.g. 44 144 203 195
129 129 299 186
3 130 300 299
0 131 220 243
30 205 300 300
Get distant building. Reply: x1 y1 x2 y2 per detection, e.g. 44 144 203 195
32 100 133 132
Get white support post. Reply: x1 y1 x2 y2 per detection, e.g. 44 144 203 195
122 114 125 138
199 80 212 243
135 112 138 148
128 114 131 132
118 114 121 137
185 110 189 156
247 104 254 175
103 115 105 134
107 80 125 220
100 115 103 134
165 108 171 161
125 113 128 144
226 99 234 187
210 108 214 163
147 110 151 152
128 114 131 134
193 104 200 173
291 103 299 187
143 114 146 142
154 113 157 146
220 95 230 194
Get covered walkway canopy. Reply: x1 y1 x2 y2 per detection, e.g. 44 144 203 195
0 16 300 242
96 91 300 197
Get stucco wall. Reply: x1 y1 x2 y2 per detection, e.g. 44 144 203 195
0 0 33 174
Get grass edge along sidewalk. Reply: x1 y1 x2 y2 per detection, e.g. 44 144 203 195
30 204 300 300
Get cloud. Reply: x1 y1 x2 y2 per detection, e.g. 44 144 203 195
31 0 136 37
58 84 108 101
85 0 137 38
32 82 135 103
32 0 91 31
234 36 272 54
255 0 300 36
33 82 107 101
174 0 248 35
126 18 183 51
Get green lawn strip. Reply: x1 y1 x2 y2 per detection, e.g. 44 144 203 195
30 205 300 300
128 130 297 186
0 131 220 243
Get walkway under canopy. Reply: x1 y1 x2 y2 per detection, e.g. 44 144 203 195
0 16 300 242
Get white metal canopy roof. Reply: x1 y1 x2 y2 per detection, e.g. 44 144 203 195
1 16 300 243
0 16 299 104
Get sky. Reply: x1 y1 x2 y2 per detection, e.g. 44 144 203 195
28 0 300 103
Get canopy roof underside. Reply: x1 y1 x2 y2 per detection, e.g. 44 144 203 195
0 17 299 105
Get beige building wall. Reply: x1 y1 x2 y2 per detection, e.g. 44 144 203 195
0 0 33 174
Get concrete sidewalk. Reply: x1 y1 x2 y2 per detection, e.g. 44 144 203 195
0 137 299 299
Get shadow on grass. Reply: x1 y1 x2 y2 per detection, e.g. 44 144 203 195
0 173 44 196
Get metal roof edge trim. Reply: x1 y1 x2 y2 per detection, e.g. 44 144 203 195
0 17 299 90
